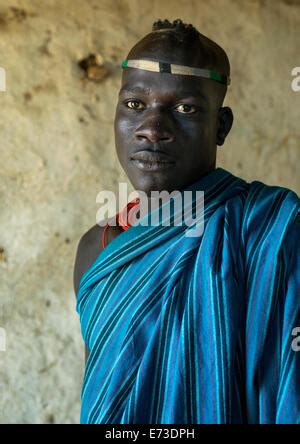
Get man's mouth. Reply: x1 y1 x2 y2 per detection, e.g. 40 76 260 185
130 150 175 163
130 150 176 172
131 159 176 171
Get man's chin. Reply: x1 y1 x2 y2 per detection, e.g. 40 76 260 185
128 176 183 199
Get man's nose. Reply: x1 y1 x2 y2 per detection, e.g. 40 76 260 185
135 114 175 144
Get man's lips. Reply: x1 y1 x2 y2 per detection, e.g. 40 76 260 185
130 159 176 172
130 150 175 164
130 149 176 172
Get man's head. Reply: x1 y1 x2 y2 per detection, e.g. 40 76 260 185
114 19 233 196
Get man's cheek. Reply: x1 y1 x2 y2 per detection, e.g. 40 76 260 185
117 116 136 135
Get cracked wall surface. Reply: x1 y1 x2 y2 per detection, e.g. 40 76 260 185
0 0 299 423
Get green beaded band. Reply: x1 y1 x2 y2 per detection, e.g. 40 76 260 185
121 59 230 86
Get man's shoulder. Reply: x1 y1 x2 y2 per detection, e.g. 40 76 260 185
77 213 120 254
247 179 299 199
78 222 104 250
244 179 299 213
242 179 299 248
73 220 107 297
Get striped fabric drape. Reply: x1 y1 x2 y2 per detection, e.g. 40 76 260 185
76 167 300 424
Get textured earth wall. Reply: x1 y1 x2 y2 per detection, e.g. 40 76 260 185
0 0 299 423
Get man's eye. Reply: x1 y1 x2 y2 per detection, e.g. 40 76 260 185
175 104 197 114
125 100 145 110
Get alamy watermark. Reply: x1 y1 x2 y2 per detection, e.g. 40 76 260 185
0 67 6 92
0 327 6 352
291 326 300 352
291 67 300 92
96 183 205 238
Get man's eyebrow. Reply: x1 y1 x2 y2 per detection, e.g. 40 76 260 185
119 86 207 100
119 86 152 95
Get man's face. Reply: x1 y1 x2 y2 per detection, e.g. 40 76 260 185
114 35 229 195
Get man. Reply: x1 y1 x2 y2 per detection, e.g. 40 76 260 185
73 19 300 424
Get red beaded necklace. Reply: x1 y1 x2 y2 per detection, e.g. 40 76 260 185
101 198 140 249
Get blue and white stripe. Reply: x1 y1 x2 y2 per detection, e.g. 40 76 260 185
76 167 300 424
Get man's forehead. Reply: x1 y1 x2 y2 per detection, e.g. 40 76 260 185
119 69 214 99
119 85 208 101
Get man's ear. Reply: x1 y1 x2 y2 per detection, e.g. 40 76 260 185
216 107 233 146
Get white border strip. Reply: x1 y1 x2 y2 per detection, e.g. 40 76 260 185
0 67 6 92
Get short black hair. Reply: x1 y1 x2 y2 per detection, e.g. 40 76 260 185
151 18 230 80
152 19 200 41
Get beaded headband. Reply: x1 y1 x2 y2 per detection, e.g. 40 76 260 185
121 59 230 86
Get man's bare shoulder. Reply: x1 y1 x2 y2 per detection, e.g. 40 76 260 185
73 221 107 297
78 222 104 250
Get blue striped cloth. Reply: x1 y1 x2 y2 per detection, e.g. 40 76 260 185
76 167 300 424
